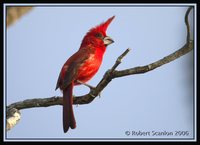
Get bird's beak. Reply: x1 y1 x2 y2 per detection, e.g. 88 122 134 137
103 36 114 46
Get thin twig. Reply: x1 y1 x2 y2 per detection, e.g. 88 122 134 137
110 48 131 72
112 42 193 78
185 6 192 42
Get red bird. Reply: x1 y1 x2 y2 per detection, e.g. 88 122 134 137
55 16 115 133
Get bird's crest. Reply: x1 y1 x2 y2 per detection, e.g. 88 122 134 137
89 16 115 36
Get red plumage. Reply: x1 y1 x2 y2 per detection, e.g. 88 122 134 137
56 16 115 133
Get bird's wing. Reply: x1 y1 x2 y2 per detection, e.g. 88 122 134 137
56 47 92 90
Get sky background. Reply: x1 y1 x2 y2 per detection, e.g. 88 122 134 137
5 4 195 140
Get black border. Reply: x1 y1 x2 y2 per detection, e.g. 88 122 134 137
3 3 197 142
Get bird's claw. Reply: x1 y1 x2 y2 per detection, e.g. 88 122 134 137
89 91 101 98
89 94 96 98
77 80 102 98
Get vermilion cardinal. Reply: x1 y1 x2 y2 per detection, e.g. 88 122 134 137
55 16 115 133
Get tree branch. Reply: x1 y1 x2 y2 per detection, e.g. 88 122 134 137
6 7 194 131
112 41 193 78
112 6 193 78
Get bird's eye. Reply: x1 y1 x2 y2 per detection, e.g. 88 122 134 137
95 33 103 39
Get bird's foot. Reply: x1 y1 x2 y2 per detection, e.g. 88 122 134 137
77 80 102 98
90 88 102 98
89 92 101 98
89 94 96 98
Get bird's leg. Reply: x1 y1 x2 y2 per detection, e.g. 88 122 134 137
76 80 101 98
77 80 95 90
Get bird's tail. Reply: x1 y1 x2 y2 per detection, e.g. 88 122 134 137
63 82 76 133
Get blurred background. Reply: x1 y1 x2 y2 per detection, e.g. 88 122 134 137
5 4 194 140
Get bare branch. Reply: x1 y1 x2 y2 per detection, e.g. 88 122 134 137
7 96 63 110
112 41 193 78
112 6 193 78
185 6 193 42
110 48 131 72
6 7 194 131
